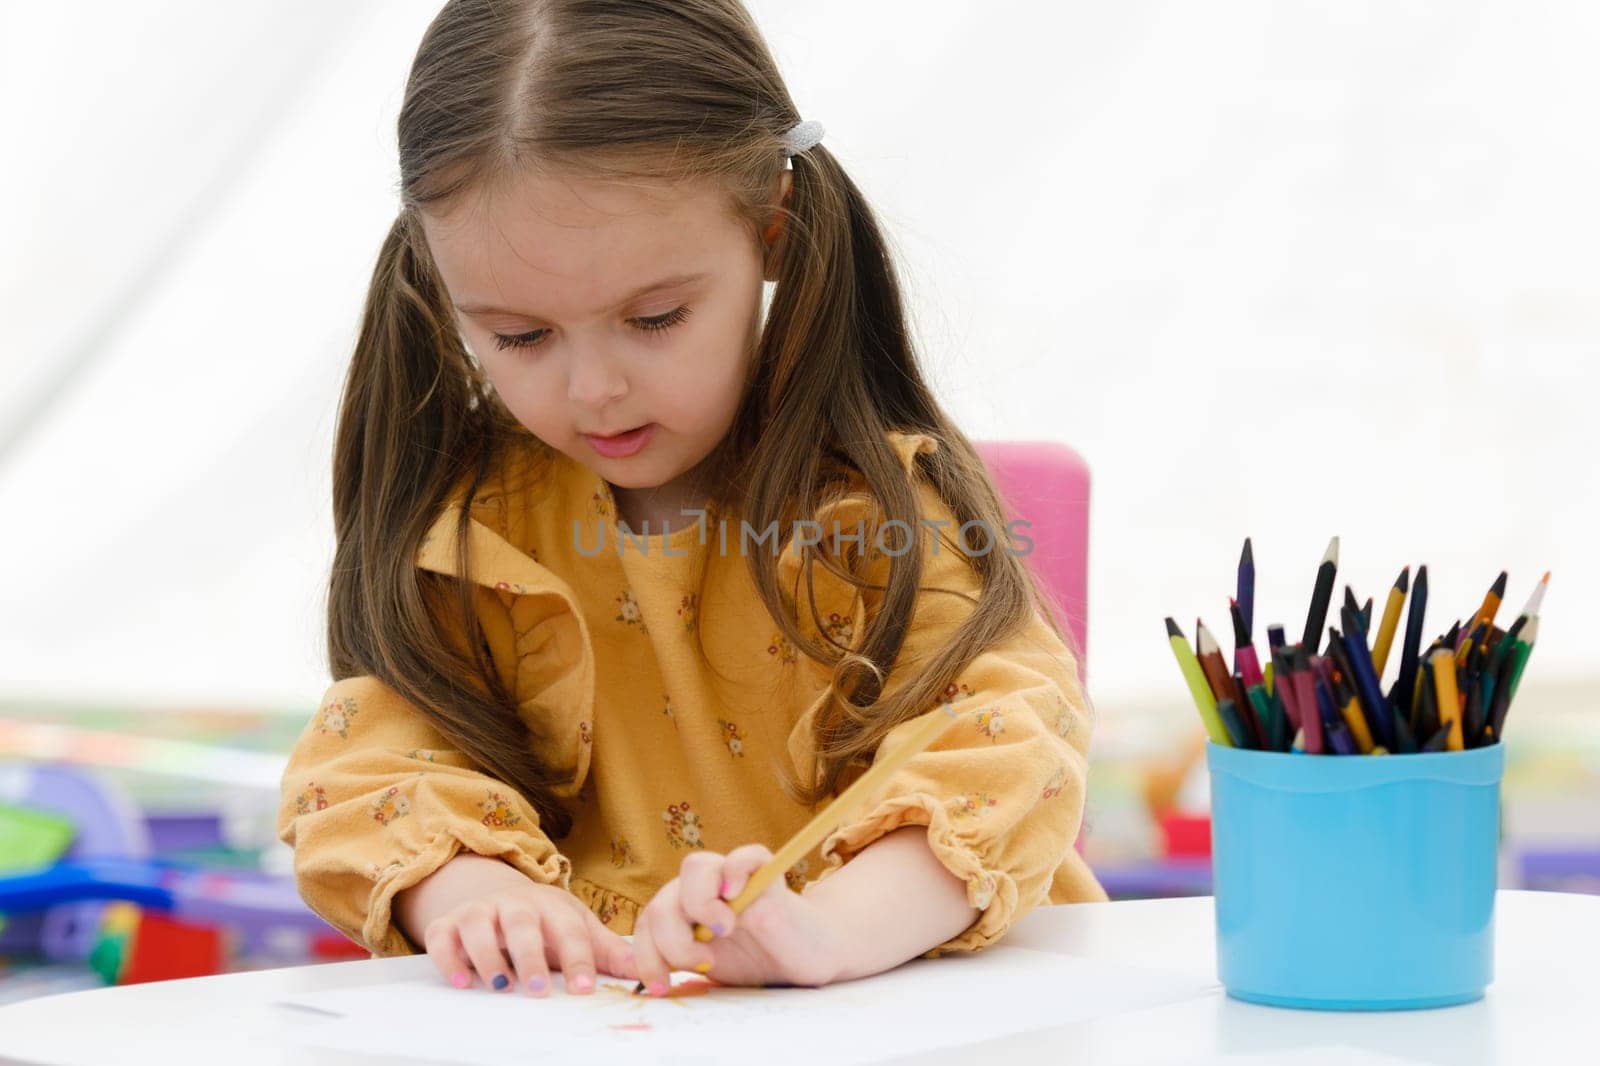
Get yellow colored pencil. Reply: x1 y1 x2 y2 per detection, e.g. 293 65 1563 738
1166 617 1231 746
1431 647 1463 751
1338 692 1375 753
672 700 960 951
1474 570 1508 637
1370 566 1409 679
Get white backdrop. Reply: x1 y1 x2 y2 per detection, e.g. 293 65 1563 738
2 1 1595 714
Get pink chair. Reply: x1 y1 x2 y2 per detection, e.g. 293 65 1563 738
974 440 1091 682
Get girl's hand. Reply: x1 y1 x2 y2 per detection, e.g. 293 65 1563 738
630 844 848 995
416 865 639 996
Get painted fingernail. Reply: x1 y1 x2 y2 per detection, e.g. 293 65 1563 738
719 879 731 898
694 961 713 974
711 922 725 937
528 976 547 993
450 972 471 989
491 973 509 991
572 973 594 992
648 981 669 997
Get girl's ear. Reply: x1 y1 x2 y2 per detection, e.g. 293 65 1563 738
761 169 794 282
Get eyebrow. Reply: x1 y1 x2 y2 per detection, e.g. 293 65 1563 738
454 271 711 318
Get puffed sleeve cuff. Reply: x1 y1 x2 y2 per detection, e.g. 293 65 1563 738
360 813 573 957
278 673 581 958
817 793 1013 959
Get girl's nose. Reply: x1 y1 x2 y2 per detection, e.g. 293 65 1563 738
566 349 628 407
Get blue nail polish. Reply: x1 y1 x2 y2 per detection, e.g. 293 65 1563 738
492 973 509 991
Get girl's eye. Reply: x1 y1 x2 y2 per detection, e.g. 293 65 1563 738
491 306 693 352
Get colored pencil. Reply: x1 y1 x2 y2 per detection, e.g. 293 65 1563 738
1166 618 1231 746
1462 666 1487 748
1325 717 1356 755
1421 723 1451 752
1395 564 1429 721
1267 624 1287 652
1291 644 1323 754
1488 617 1538 741
1333 674 1375 753
1455 620 1487 669
1264 623 1286 695
1370 566 1410 679
1504 616 1539 710
1270 645 1303 730
1518 571 1550 621
1230 599 1266 691
1389 700 1419 754
1338 611 1396 750
1431 647 1463 751
1314 673 1351 754
1302 536 1340 651
1417 656 1441 741
1232 669 1266 748
1237 537 1255 638
1197 620 1242 708
1217 698 1254 749
1342 586 1362 635
1473 570 1508 640
1246 684 1287 752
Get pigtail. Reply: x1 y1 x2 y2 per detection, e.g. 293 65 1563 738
326 209 574 838
749 145 1074 807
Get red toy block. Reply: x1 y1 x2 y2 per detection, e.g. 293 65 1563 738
119 912 225 984
1158 812 1213 858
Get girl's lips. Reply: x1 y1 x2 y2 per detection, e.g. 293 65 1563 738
584 423 656 458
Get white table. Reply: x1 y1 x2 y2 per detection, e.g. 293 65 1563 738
0 890 1592 1065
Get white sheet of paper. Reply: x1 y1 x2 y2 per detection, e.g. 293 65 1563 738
278 945 1216 1065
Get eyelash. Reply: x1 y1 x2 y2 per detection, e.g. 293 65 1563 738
491 306 692 351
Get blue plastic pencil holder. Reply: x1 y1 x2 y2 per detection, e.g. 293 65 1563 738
1206 741 1504 1010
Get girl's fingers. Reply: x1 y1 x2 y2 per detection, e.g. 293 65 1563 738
422 918 477 991
454 902 515 992
630 901 674 998
719 843 779 907
497 903 552 997
583 909 640 981
649 875 714 977
544 906 598 994
677 849 738 941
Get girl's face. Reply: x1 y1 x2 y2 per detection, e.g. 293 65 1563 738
420 168 780 501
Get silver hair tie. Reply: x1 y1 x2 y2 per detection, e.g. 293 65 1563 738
780 119 825 159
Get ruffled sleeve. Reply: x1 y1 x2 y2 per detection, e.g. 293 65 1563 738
786 430 1102 958
276 670 574 957
277 454 600 956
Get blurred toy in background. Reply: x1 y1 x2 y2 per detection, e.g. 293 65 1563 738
0 760 363 998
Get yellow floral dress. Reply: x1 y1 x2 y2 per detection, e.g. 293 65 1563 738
276 430 1106 959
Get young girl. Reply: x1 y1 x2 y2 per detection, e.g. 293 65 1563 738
277 0 1105 1001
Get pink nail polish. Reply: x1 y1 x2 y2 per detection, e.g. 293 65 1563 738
648 981 669 997
450 972 471 989
719 878 731 898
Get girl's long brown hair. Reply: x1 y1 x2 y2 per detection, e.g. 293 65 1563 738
328 0 1079 839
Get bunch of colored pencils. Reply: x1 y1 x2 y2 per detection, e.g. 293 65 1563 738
1165 537 1547 755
